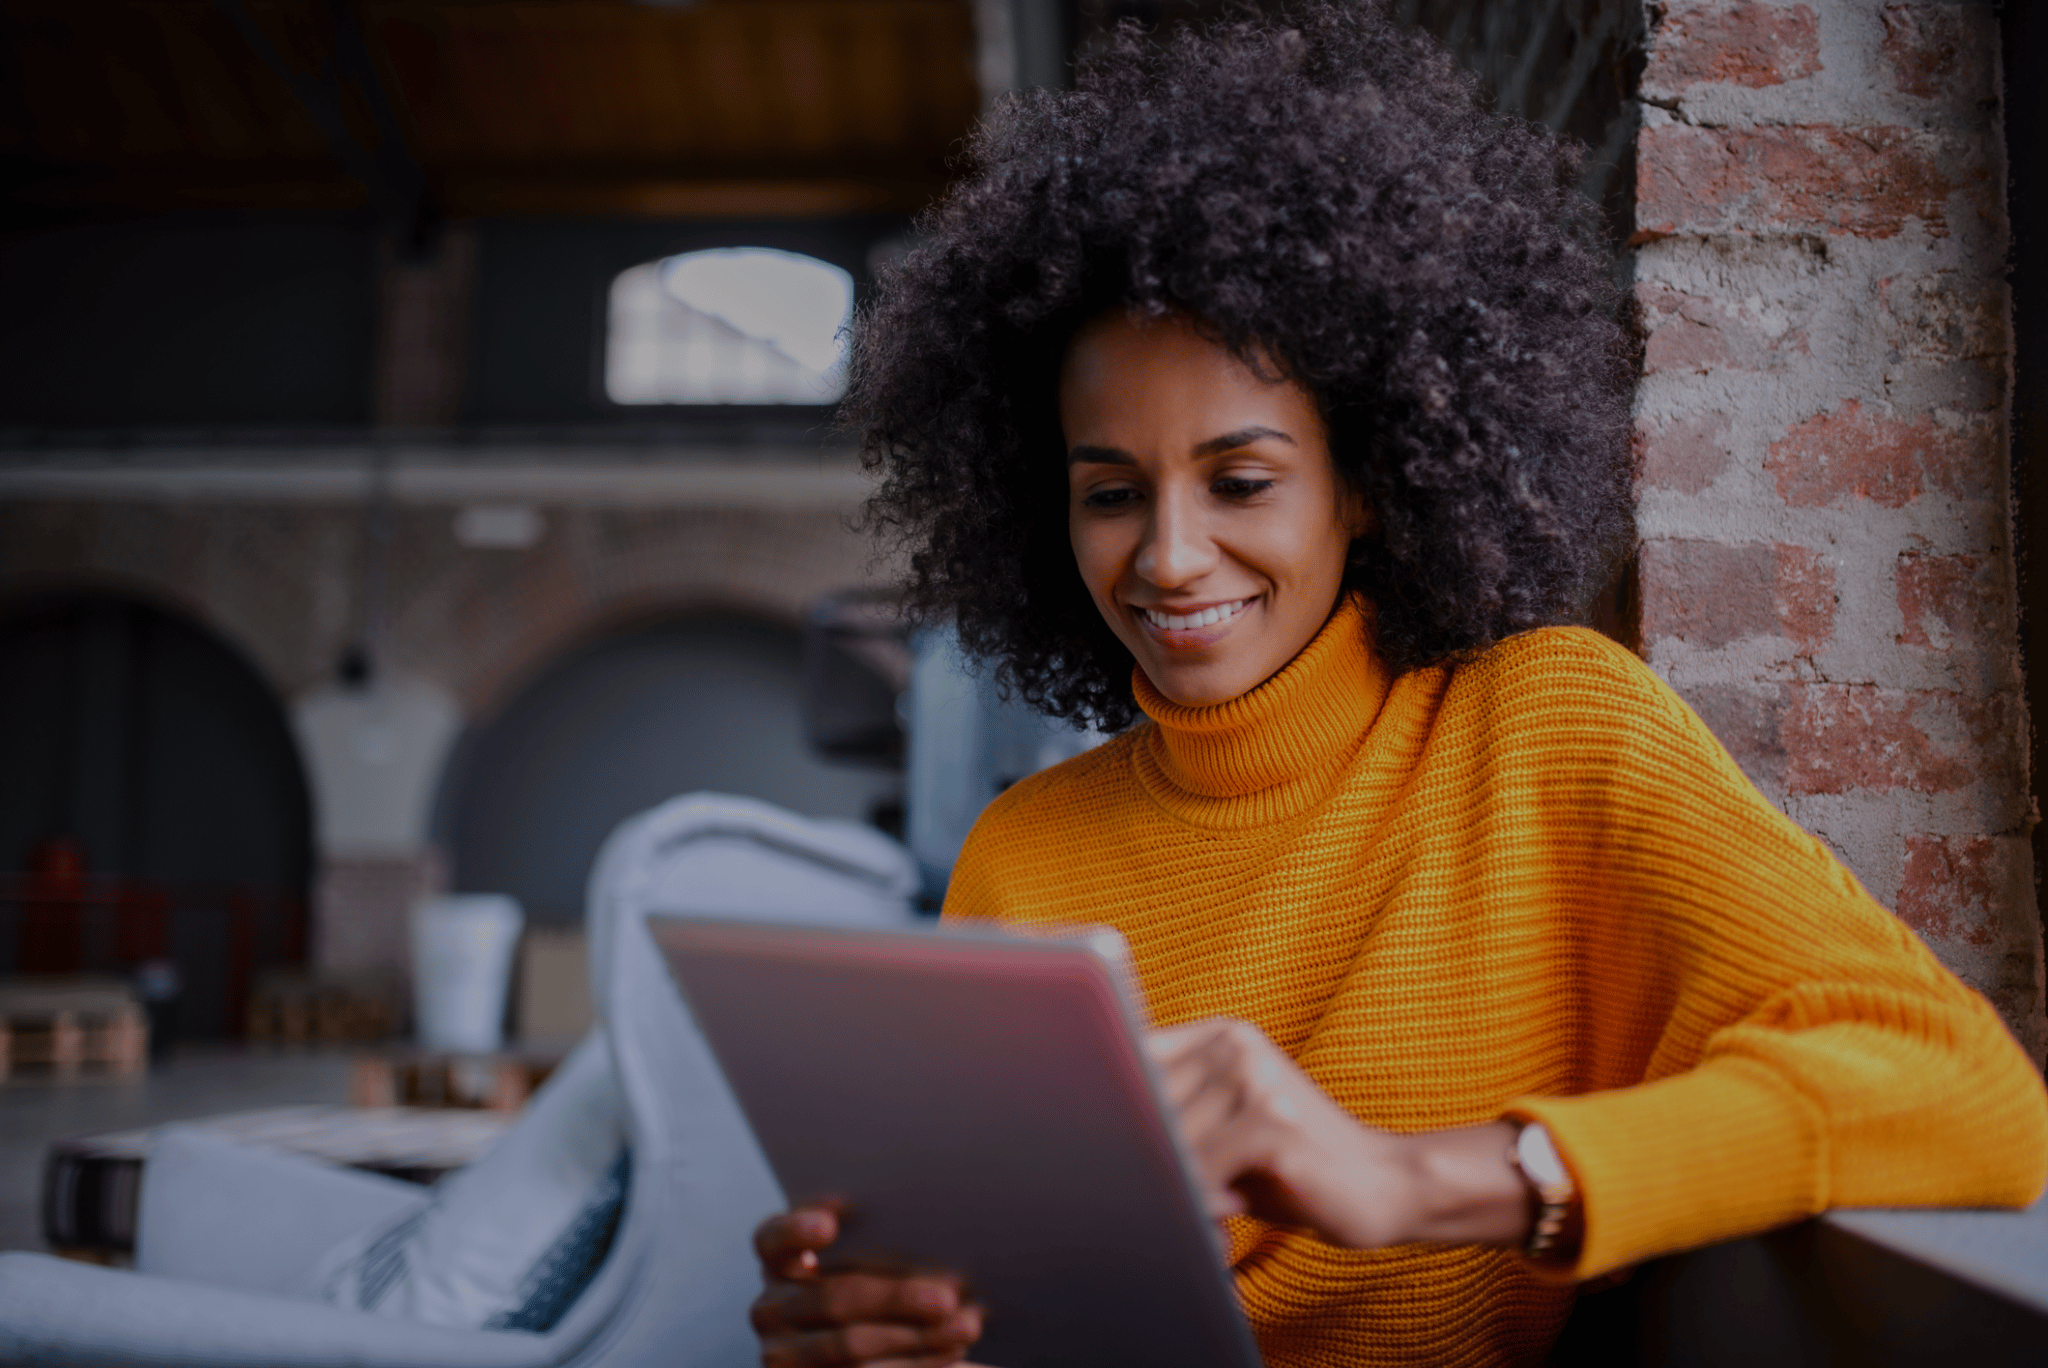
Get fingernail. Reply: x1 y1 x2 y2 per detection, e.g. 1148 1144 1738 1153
909 1283 952 1314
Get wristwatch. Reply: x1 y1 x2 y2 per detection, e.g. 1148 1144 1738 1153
1507 1122 1580 1264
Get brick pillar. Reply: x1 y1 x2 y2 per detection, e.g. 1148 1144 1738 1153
1631 1 2044 1061
312 852 445 981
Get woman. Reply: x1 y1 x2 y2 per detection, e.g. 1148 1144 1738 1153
749 6 2048 1365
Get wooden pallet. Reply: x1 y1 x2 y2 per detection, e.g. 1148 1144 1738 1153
244 971 401 1044
348 1049 562 1112
0 980 148 1083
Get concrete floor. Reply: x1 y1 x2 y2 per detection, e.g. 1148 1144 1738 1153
0 1047 354 1254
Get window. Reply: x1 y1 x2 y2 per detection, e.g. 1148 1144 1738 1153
604 247 853 406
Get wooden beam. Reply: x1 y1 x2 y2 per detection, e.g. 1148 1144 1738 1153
3 169 943 217
436 176 938 218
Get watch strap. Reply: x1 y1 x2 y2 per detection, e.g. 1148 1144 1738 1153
1507 1121 1581 1264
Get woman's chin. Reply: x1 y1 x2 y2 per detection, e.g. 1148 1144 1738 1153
1141 658 1269 709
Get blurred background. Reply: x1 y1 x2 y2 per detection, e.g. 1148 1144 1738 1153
0 0 1640 1047
0 0 1641 1259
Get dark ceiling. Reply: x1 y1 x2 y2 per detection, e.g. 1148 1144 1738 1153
0 0 983 221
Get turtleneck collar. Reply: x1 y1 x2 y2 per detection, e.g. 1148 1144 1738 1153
1130 593 1390 827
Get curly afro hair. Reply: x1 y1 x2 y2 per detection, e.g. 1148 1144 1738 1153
848 0 1637 731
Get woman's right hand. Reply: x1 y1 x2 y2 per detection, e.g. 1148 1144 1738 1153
750 1204 986 1368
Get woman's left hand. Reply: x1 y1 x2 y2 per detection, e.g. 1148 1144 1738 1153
1148 1017 1532 1250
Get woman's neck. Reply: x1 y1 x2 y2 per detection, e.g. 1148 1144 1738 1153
1131 593 1389 809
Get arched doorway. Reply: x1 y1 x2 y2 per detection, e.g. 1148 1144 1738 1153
0 595 313 1038
438 612 901 926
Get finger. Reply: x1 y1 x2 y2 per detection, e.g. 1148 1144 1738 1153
1163 1035 1263 1151
1185 1022 1314 1133
859 1310 984 1368
1155 1051 1257 1214
757 1205 842 1278
1192 1019 1262 1078
761 1324 951 1368
1206 1186 1249 1220
1162 1038 1255 1117
1159 1019 1268 1108
1180 1113 1257 1219
761 1311 981 1368
1155 1034 1248 1118
758 1272 967 1332
1147 1018 1232 1068
1175 1074 1245 1159
1173 1075 1295 1218
1157 1060 1204 1114
841 1310 980 1357
762 1327 864 1368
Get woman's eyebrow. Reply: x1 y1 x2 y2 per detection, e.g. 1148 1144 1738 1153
1194 426 1295 456
1067 444 1136 466
1067 427 1296 467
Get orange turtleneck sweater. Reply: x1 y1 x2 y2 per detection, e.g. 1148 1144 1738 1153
942 595 2048 1367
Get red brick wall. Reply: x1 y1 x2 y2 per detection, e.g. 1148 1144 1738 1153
0 489 896 986
0 495 890 717
1633 0 2042 1059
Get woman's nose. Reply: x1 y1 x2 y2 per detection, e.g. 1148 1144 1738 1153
1135 490 1218 588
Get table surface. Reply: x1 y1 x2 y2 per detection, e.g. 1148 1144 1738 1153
1826 1193 2048 1316
52 1103 515 1171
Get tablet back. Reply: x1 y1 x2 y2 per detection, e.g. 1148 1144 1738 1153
655 917 1262 1368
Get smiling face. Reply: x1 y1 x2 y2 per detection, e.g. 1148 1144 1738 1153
1061 311 1371 709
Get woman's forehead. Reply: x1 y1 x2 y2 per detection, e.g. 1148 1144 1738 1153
1060 313 1318 440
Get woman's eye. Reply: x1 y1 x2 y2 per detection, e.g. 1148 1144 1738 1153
1081 487 1140 509
1213 477 1275 499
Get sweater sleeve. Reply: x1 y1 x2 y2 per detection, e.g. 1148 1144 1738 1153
1501 635 2048 1281
936 761 1061 925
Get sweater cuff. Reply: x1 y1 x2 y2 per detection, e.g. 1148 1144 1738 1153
1507 1057 1829 1280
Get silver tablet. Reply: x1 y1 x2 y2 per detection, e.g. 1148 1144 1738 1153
654 916 1262 1368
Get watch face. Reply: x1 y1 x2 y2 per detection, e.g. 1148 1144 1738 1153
1516 1123 1570 1190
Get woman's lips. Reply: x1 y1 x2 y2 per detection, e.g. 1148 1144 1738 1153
1133 596 1257 641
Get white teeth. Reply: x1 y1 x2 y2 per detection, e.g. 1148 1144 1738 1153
1141 598 1253 631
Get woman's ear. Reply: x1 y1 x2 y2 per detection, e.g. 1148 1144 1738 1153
1339 475 1377 542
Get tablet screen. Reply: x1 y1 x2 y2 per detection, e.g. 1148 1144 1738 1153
656 916 1262 1368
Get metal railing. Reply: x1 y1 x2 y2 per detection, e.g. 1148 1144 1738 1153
0 873 306 1040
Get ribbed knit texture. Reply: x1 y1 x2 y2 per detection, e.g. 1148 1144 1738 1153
944 594 2048 1367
